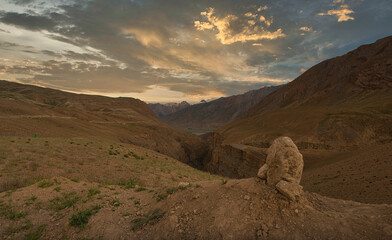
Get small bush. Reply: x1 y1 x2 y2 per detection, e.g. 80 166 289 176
69 205 100 228
87 188 101 199
29 195 37 202
24 224 46 240
110 199 121 207
156 194 166 202
118 179 136 189
50 192 80 211
38 180 53 188
166 188 177 195
221 179 228 185
135 187 146 192
131 209 165 231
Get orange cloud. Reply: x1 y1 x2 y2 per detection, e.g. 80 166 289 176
194 8 285 45
318 4 355 22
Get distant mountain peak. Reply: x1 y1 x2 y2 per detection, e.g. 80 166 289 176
149 101 191 118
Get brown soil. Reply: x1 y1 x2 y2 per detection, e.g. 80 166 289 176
301 142 392 204
1 177 391 240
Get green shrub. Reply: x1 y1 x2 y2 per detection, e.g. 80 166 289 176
38 180 54 188
69 205 100 228
23 225 46 240
156 194 166 202
110 199 121 207
135 187 146 192
118 179 136 189
50 192 80 211
87 188 101 199
131 209 165 231
0 201 27 220
166 188 177 195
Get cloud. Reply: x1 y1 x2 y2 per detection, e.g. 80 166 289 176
258 6 268 11
0 12 57 31
0 0 391 103
13 0 35 5
194 7 285 45
318 4 355 22
300 26 313 32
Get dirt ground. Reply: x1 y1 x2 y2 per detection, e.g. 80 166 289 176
1 177 391 240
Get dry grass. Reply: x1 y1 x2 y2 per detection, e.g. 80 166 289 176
0 136 219 193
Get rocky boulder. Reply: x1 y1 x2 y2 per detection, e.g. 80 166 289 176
258 137 304 200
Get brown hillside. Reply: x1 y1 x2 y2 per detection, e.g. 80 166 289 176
220 35 392 146
0 80 207 167
205 36 392 204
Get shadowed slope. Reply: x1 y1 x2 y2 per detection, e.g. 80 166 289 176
220 36 392 147
163 86 280 131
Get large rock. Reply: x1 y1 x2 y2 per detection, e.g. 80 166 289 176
258 137 304 200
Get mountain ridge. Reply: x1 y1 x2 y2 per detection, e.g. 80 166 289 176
162 85 281 131
149 101 190 118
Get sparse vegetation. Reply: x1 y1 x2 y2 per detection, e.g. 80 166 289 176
135 187 147 192
38 180 54 188
166 188 177 195
23 224 46 240
87 188 101 199
69 205 100 228
50 192 80 211
156 194 166 202
118 179 137 189
131 209 165 231
0 201 27 220
110 199 121 207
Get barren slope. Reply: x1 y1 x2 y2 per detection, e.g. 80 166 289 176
0 80 207 167
220 36 392 146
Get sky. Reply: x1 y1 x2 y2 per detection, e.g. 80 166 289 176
0 0 391 103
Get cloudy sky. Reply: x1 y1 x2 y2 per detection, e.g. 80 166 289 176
0 0 391 103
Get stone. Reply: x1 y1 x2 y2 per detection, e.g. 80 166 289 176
276 180 303 201
257 137 304 201
258 137 303 186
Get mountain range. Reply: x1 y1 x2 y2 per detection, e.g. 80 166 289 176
148 101 190 118
162 86 280 131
